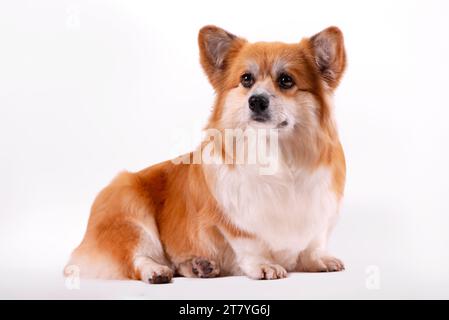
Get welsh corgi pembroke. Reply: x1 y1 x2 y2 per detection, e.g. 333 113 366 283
65 25 347 283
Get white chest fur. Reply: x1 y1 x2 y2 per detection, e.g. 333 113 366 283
214 164 339 263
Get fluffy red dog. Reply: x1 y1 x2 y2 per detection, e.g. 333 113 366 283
65 25 347 283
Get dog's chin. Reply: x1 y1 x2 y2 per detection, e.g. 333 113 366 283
248 119 273 129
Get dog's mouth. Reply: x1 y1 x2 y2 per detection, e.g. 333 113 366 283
249 115 290 130
250 114 270 123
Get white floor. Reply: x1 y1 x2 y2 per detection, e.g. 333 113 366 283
1 262 448 300
2 206 449 300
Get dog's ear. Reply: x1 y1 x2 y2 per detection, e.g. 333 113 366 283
309 26 346 89
198 25 246 89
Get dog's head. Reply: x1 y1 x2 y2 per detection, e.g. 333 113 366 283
198 25 346 137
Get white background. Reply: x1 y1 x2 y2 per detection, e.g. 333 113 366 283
1 0 449 299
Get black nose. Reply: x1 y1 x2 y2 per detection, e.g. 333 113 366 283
248 94 269 113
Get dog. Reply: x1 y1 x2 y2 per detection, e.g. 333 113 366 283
65 25 347 283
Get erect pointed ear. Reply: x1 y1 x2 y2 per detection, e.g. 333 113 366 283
198 25 246 88
309 26 346 89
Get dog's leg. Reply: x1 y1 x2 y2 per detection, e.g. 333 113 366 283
296 236 345 272
296 197 345 273
226 237 287 280
132 214 174 284
66 171 174 284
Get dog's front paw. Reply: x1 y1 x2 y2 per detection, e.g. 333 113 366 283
141 265 174 284
320 256 345 272
297 253 345 272
192 257 220 278
244 263 287 280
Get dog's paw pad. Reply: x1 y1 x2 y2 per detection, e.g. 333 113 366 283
149 274 171 284
191 257 220 278
142 266 173 284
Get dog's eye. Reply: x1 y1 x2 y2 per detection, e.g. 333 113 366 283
278 73 294 89
240 73 255 88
